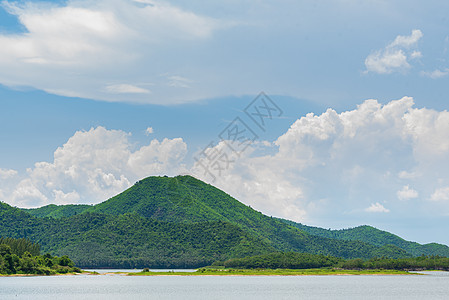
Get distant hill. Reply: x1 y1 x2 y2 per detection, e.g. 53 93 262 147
2 175 443 267
25 204 91 218
281 220 449 257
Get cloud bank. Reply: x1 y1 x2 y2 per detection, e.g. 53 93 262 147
2 97 449 228
1 126 187 207
0 0 223 104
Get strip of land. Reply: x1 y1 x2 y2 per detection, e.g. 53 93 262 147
128 268 414 276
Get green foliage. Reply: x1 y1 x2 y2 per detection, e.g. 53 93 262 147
341 255 449 271
223 252 342 269
0 206 274 268
0 237 40 256
25 204 91 218
222 252 449 271
0 237 80 275
282 220 449 257
1 175 444 268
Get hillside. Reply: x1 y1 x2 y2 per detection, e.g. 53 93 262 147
0 202 274 267
282 220 449 257
0 175 435 267
21 176 413 259
25 204 91 218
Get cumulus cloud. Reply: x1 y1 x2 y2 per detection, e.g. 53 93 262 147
389 29 423 48
365 29 423 74
0 0 223 104
2 126 187 207
0 168 18 179
421 69 449 79
397 185 418 201
192 143 306 221
193 96 449 223
430 187 449 202
4 96 449 225
365 202 390 213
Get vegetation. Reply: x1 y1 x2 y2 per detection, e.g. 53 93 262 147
220 251 449 271
341 256 449 271
0 175 446 268
25 204 91 218
222 252 341 269
0 237 80 275
282 220 449 257
130 268 411 276
0 237 40 256
0 204 274 268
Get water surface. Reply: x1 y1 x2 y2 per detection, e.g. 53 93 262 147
1 271 448 299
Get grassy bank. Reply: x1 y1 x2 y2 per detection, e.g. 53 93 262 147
129 268 413 276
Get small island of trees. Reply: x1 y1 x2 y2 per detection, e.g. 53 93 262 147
0 237 80 275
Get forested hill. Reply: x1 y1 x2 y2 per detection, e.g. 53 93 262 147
22 176 412 259
3 175 444 267
25 204 91 218
2 201 275 267
282 220 449 257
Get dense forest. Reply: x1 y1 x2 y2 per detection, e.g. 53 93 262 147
222 251 449 271
0 237 80 275
1 175 447 268
282 220 449 257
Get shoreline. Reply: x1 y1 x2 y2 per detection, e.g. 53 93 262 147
128 268 417 276
3 268 445 277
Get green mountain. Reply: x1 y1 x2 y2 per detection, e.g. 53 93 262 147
1 201 273 267
25 204 91 218
1 175 442 267
281 220 449 257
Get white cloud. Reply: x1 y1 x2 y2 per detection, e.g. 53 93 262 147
167 75 192 88
397 185 418 201
421 69 449 79
398 170 419 179
53 190 81 205
430 187 449 202
191 141 306 222
0 0 223 104
365 49 410 74
365 202 390 213
105 84 151 94
2 126 187 207
128 137 187 177
193 96 449 223
0 168 18 179
389 29 423 48
410 51 422 59
4 96 449 224
365 29 423 74
145 127 154 135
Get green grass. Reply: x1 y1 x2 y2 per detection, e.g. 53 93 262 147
129 268 413 276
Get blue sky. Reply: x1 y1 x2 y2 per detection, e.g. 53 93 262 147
1 0 449 246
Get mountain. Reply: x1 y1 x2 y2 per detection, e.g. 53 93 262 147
281 220 449 257
25 204 91 218
1 175 441 267
1 201 273 268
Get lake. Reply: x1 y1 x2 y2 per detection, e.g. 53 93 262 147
1 271 448 299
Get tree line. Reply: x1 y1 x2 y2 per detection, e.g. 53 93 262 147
0 237 81 275
221 251 449 271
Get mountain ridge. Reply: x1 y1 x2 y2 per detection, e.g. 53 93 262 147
281 220 449 257
2 175 445 267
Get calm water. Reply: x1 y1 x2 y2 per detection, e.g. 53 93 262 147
1 271 449 299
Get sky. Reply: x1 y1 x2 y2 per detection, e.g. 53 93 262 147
1 0 449 245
